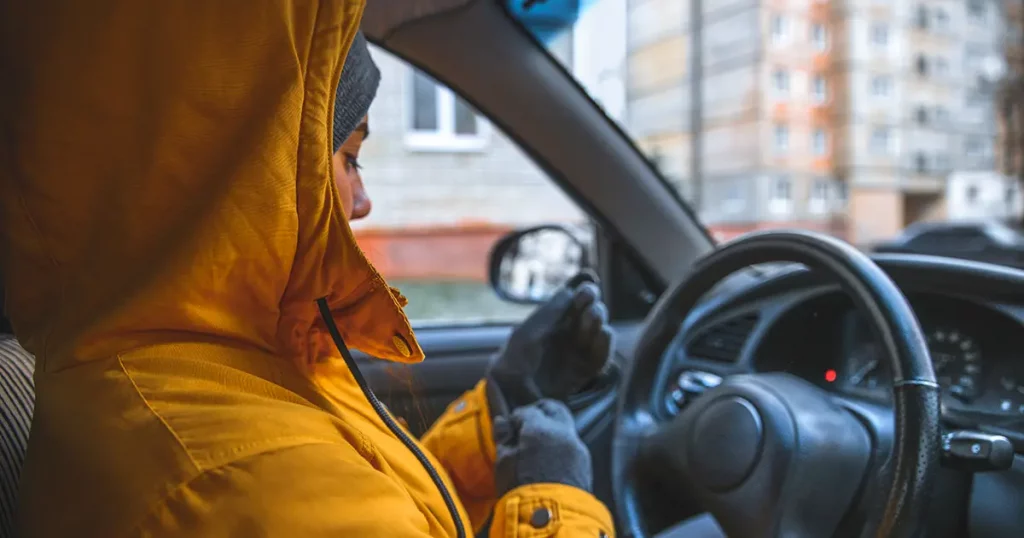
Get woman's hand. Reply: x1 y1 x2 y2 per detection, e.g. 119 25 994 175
493 399 592 494
486 274 613 415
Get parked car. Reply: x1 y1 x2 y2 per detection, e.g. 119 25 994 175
873 220 1024 269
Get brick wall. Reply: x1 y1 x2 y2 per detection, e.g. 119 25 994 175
355 224 513 281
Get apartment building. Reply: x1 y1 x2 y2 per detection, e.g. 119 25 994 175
996 0 1024 224
626 0 1006 244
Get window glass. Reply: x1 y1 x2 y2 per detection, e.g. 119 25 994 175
505 0 1016 263
812 128 828 156
811 23 828 51
356 45 587 324
769 175 792 214
774 124 789 152
809 178 829 213
871 23 889 47
870 126 892 154
771 14 788 45
773 69 790 95
968 1 985 22
412 71 439 131
812 75 827 103
871 75 892 97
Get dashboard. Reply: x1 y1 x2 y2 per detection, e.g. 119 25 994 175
665 256 1024 434
756 292 1024 428
659 254 1024 536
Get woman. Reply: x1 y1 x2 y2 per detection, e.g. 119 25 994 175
1 3 615 537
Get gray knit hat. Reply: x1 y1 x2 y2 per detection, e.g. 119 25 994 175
333 32 381 153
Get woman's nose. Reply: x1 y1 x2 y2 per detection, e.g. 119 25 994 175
350 176 372 220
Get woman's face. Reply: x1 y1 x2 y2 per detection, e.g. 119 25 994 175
332 115 372 221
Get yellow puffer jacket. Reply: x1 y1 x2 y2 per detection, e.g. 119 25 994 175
0 1 614 537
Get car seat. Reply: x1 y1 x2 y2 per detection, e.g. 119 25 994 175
0 325 34 536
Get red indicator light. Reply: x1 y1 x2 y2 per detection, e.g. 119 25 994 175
824 369 838 383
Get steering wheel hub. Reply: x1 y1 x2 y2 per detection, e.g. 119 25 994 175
688 396 762 492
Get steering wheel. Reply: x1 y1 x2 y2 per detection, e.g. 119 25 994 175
611 231 941 538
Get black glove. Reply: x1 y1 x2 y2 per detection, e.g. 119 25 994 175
493 399 593 495
486 273 613 416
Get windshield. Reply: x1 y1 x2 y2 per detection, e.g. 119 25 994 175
507 0 1024 255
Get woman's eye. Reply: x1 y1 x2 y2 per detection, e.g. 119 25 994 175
345 154 362 172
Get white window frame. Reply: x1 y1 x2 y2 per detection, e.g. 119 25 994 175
405 69 490 153
773 68 790 96
871 75 892 98
871 23 889 48
774 124 790 153
768 175 793 214
834 180 849 209
722 182 746 214
870 126 893 155
934 8 950 31
965 137 984 157
809 178 830 214
812 75 827 103
771 14 788 45
968 1 985 23
811 23 829 52
812 128 828 156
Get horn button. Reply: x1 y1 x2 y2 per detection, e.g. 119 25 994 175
644 374 873 537
687 396 763 491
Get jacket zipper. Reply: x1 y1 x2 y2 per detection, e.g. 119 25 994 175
316 298 468 538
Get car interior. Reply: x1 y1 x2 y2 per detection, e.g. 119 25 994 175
2 1 1023 537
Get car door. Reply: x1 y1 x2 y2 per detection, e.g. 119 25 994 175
349 47 589 436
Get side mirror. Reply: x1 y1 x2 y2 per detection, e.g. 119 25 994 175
488 224 592 305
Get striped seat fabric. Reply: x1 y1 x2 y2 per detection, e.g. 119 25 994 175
0 337 34 538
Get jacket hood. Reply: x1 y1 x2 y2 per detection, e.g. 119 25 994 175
0 0 424 372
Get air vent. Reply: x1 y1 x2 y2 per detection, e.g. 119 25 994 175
685 313 759 363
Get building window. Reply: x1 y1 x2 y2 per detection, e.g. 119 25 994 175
812 75 828 103
809 178 830 214
934 154 950 171
871 23 889 47
915 5 929 29
723 182 746 214
968 1 985 22
811 23 829 51
813 128 828 156
934 9 949 31
771 14 788 45
915 152 928 173
870 126 892 155
966 184 980 204
871 75 892 97
769 175 793 214
916 55 929 76
835 181 849 208
916 106 929 124
965 137 985 157
774 124 790 152
406 69 488 152
965 91 985 109
934 106 948 123
773 69 790 95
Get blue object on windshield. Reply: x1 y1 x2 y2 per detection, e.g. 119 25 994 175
505 0 584 44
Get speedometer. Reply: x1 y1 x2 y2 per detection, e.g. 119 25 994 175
926 327 983 402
